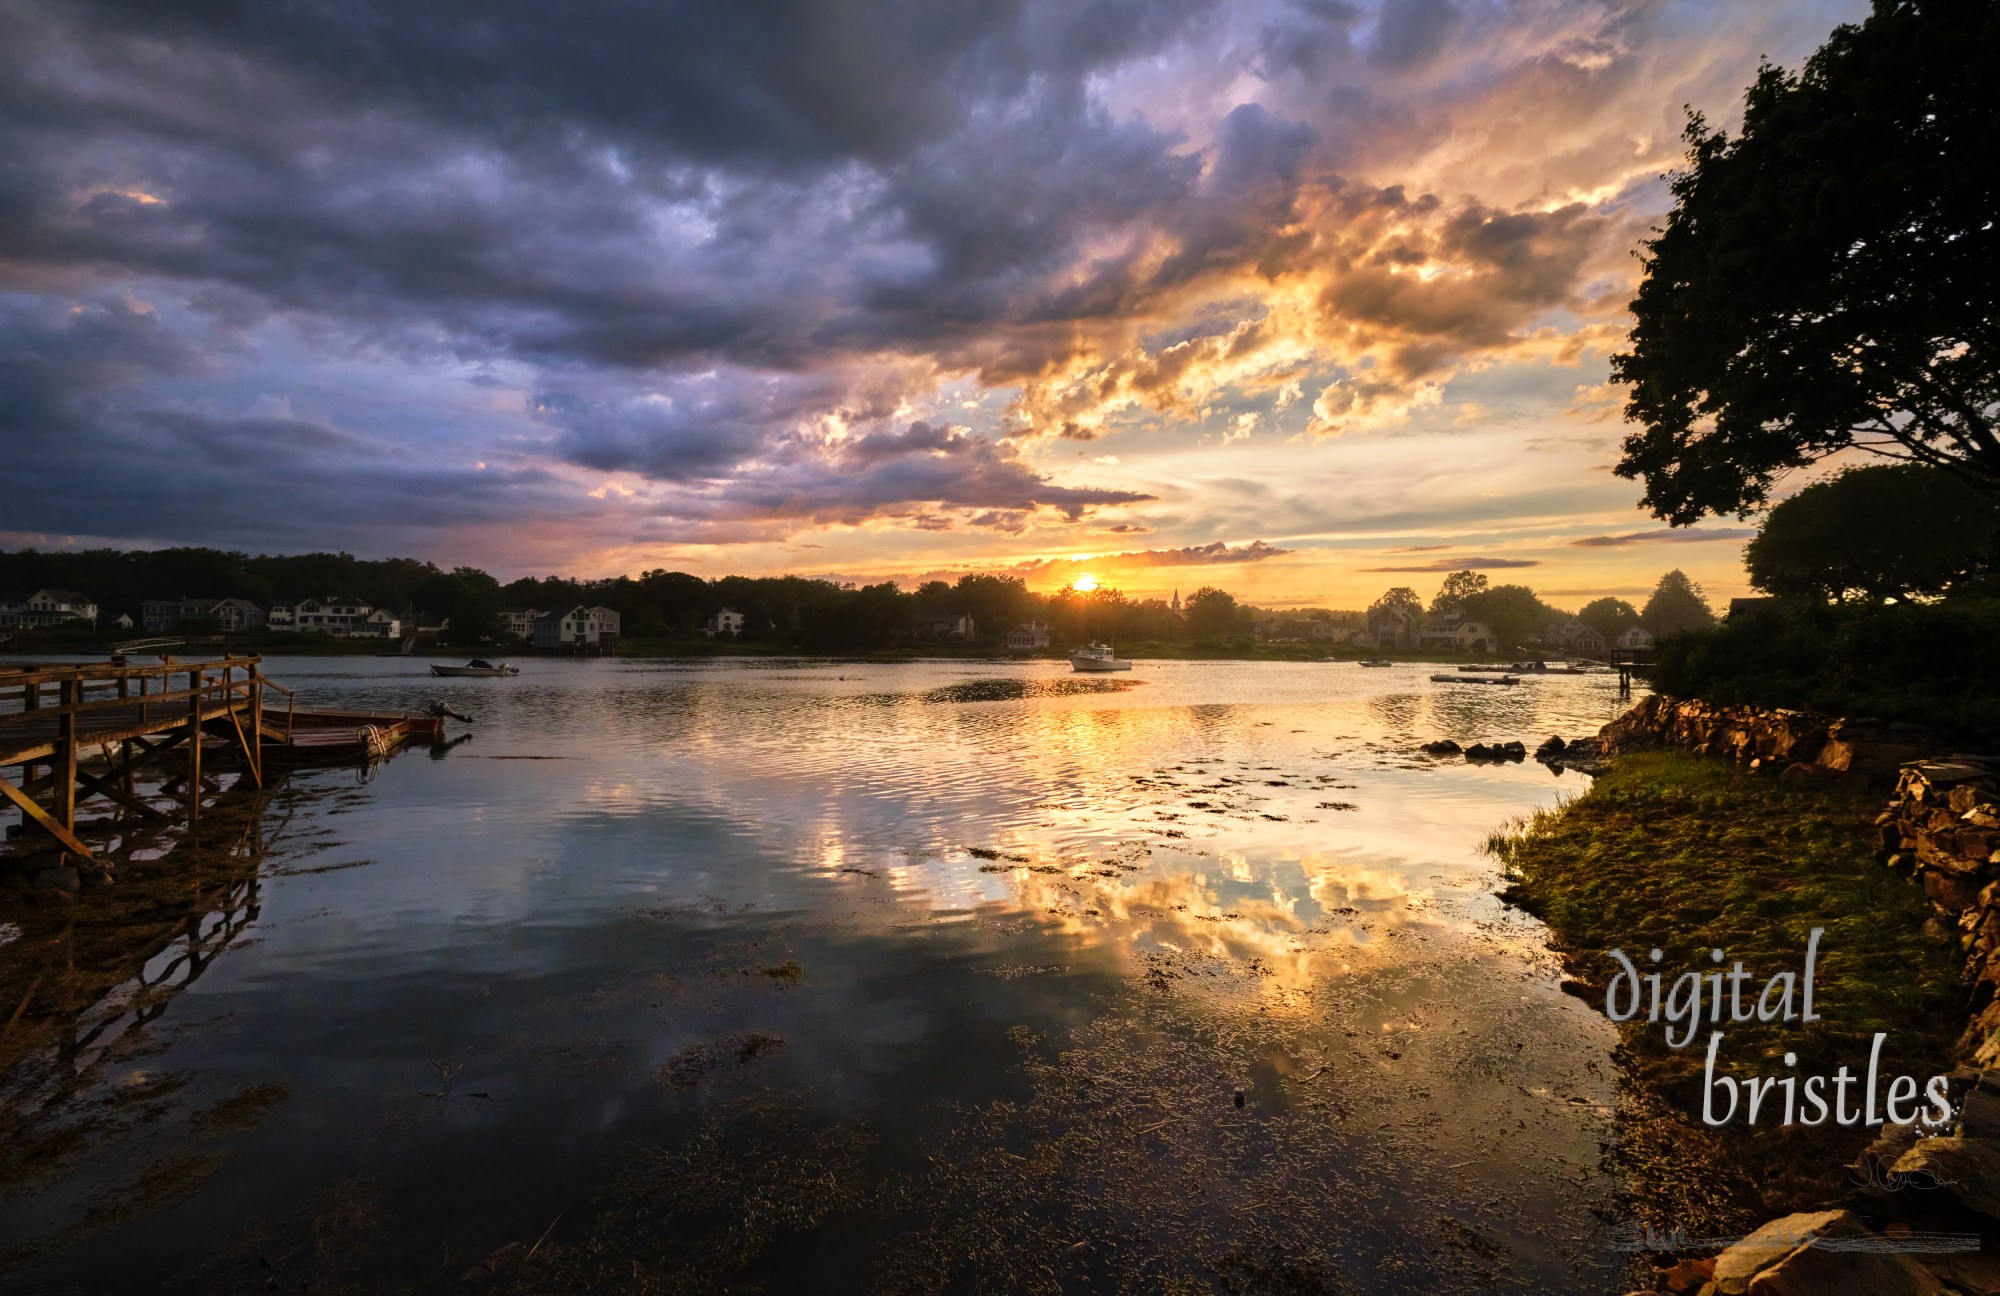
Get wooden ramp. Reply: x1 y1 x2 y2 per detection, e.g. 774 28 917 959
0 656 284 860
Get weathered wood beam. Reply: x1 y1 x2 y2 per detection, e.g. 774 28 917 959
0 776 92 858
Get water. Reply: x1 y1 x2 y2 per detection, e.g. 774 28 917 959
1 656 1638 1293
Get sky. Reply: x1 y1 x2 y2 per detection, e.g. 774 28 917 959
0 0 1866 608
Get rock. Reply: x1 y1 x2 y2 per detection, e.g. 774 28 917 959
1925 870 1984 916
1919 1246 2000 1295
1712 1210 1854 1294
1464 743 1493 760
1778 762 1826 785
1892 1137 2000 1220
1660 1257 1715 1292
1744 1229 1943 1294
1960 1072 2000 1140
1536 736 1567 759
1421 740 1461 755
1496 740 1527 760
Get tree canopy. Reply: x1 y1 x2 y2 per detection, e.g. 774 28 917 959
1745 464 2000 602
1577 596 1639 645
1641 570 1716 638
1461 584 1564 653
1429 571 1489 616
1611 0 2000 524
1183 586 1242 640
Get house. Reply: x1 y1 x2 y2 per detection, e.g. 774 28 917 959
1451 620 1494 653
1004 622 1051 650
0 589 99 628
1614 626 1655 651
142 597 267 633
704 608 745 638
1555 621 1606 655
503 607 543 640
587 606 622 639
533 605 618 648
274 597 401 639
113 613 134 630
1365 605 1415 649
1417 613 1463 650
925 613 975 639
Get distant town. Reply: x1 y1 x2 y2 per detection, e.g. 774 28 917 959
0 546 1722 657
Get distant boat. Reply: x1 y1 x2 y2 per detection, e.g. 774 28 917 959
1358 659 1393 667
1069 643 1133 672
430 659 519 677
1432 673 1519 686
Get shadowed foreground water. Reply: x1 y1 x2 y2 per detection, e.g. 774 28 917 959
1 657 1637 1294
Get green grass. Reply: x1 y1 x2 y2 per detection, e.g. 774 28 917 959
1488 751 1963 1230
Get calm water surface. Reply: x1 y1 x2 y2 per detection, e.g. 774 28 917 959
1 657 1638 1294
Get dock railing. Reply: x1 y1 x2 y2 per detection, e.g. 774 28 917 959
0 655 271 859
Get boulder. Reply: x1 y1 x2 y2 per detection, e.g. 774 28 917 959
1421 740 1461 755
1892 1137 2000 1221
1535 736 1567 760
1744 1231 1943 1295
1712 1210 1855 1294
1464 743 1493 761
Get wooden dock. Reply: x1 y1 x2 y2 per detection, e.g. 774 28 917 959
0 656 290 860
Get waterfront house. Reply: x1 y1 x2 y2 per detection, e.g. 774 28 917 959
588 606 622 639
1417 613 1463 650
503 607 543 640
925 613 975 639
1365 605 1415 649
534 605 617 648
1004 622 1051 650
276 596 400 638
142 597 267 633
1451 619 1495 653
0 589 99 628
1557 621 1606 655
704 608 745 638
1614 626 1656 651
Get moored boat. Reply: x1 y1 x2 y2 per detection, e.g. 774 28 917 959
1431 673 1520 686
430 659 519 677
1358 659 1393 667
1068 643 1133 672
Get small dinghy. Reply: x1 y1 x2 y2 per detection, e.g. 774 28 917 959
1357 659 1393 667
430 659 519 677
1431 673 1519 686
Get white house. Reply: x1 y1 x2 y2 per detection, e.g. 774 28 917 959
534 605 617 648
1417 613 1462 649
0 589 99 628
1614 626 1656 651
588 606 622 638
1365 605 1415 649
704 608 745 638
275 596 400 639
503 607 543 640
1451 620 1494 652
1004 622 1051 650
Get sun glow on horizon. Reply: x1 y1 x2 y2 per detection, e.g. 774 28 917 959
1073 573 1099 592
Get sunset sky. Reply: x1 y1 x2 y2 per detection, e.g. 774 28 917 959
0 0 1864 607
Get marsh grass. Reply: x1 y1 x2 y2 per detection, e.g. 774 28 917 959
1487 751 1963 1230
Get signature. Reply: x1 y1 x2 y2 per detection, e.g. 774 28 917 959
1848 1154 1960 1193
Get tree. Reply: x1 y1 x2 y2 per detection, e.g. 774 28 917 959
1461 584 1560 652
1183 586 1241 640
1577 596 1639 645
1430 571 1488 616
1746 464 2000 602
1611 0 2000 525
1641 570 1715 638
1368 586 1422 620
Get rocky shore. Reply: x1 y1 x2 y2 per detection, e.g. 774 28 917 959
1588 695 2000 1295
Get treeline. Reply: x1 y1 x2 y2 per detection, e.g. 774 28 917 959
1364 568 1716 647
1653 464 2000 733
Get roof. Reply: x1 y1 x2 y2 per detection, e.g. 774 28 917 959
37 589 93 602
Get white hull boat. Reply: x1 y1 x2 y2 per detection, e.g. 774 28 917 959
430 659 520 677
1069 643 1133 672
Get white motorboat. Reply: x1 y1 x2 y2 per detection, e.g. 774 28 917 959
430 659 520 677
1068 642 1133 672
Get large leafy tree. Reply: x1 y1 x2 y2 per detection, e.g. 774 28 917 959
1746 464 2000 601
1611 0 2000 524
1460 584 1561 652
1368 586 1422 620
1429 571 1489 616
1183 586 1241 640
1577 596 1639 645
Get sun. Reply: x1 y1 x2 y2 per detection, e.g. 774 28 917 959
1073 573 1099 592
